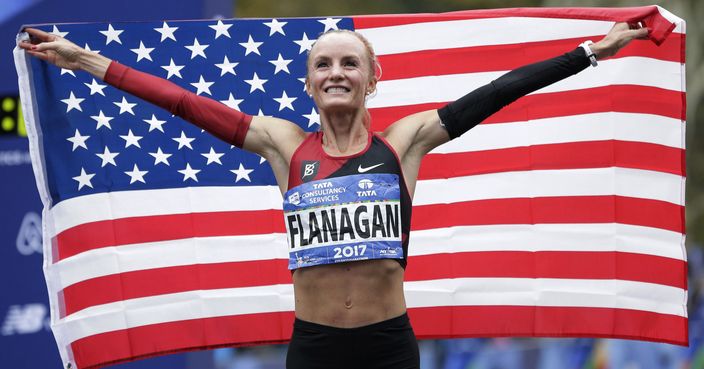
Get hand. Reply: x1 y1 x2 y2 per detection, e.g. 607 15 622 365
18 27 86 70
591 22 650 60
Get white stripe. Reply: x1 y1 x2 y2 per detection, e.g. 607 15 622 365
409 223 686 260
413 168 684 206
404 278 687 317
49 168 682 240
433 112 685 154
49 223 684 292
48 234 289 290
358 17 616 55
49 185 283 236
52 277 685 343
360 15 684 56
368 57 683 109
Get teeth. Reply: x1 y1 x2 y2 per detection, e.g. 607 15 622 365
326 87 348 93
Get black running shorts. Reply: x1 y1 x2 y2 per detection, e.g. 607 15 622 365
286 313 420 369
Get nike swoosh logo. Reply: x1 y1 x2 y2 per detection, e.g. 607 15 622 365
357 163 383 173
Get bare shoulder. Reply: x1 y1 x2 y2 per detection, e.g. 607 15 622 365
244 115 307 163
380 109 449 161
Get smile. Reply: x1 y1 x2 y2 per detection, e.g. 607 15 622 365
324 86 350 93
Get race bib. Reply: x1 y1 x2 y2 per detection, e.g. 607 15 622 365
283 173 403 270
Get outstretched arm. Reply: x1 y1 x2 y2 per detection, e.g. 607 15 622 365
382 22 649 194
18 28 305 161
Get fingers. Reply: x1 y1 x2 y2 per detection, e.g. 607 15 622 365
23 27 55 42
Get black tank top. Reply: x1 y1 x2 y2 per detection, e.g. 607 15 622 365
284 131 412 270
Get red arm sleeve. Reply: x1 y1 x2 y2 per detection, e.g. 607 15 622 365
103 61 252 148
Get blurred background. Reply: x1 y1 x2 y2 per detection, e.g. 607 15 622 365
1 0 701 368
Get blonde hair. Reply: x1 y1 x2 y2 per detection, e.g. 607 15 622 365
306 29 381 84
306 30 380 130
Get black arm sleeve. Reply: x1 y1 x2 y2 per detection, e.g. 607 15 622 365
438 47 590 139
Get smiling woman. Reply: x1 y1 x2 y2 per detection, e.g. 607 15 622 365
18 20 647 369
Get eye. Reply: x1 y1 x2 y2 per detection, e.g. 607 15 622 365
344 60 358 67
315 61 328 68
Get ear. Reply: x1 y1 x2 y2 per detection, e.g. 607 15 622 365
366 77 378 95
305 78 312 97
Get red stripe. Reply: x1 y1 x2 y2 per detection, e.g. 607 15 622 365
61 250 685 317
353 6 673 31
54 209 284 261
412 196 684 233
405 251 686 289
409 305 688 346
61 259 290 317
420 141 685 179
69 304 687 368
378 35 683 81
55 195 683 263
369 85 685 131
70 311 295 369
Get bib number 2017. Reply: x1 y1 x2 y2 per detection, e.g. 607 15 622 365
333 245 367 259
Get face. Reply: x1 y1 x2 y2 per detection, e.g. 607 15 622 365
306 33 377 113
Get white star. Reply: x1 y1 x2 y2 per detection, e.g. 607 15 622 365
319 18 341 32
303 107 321 127
73 168 95 190
161 58 184 79
100 24 123 45
60 68 76 77
201 147 224 165
61 92 84 112
84 78 107 96
124 164 148 184
209 20 232 39
143 114 166 132
96 146 119 167
190 75 214 95
263 18 287 36
149 147 172 165
154 22 178 42
244 73 267 93
90 110 113 130
239 35 263 56
274 91 297 111
173 131 195 150
130 41 155 62
230 163 253 183
298 77 307 91
259 156 267 164
220 93 243 110
120 129 143 148
214 56 238 76
178 163 200 182
269 53 292 75
84 43 100 54
294 33 316 54
114 96 136 115
257 109 267 117
67 129 89 151
50 25 68 38
185 38 209 59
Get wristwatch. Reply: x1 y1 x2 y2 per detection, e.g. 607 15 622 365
579 40 598 67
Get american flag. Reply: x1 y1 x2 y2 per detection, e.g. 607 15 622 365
15 6 686 369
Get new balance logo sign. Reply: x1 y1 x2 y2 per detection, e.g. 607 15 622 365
357 163 383 173
1 304 48 336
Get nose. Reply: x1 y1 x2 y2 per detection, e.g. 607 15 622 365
329 63 344 80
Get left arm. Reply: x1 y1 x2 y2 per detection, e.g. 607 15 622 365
383 22 649 194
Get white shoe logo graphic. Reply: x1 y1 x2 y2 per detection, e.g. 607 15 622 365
357 163 383 173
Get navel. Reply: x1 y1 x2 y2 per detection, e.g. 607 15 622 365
344 296 353 309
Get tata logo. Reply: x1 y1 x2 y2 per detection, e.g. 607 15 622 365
288 192 301 205
16 212 42 256
300 160 319 182
1 304 49 336
357 179 377 197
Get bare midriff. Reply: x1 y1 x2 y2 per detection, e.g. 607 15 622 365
292 259 406 328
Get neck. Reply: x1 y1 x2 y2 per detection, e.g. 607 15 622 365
320 109 369 155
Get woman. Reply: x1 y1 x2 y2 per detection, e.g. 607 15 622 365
20 21 648 369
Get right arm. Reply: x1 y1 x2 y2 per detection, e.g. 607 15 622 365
19 27 305 187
